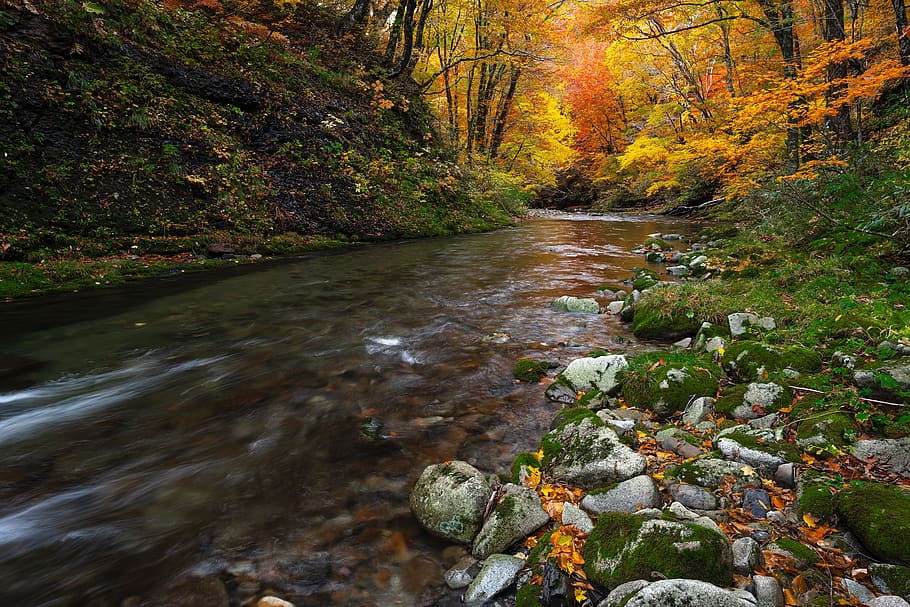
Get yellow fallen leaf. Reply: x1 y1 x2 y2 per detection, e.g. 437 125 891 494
574 588 588 602
803 512 820 528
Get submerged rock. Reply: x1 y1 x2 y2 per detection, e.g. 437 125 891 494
409 461 493 543
552 295 600 314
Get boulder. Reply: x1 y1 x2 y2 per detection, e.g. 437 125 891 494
580 475 661 514
715 383 792 420
631 292 701 340
716 431 797 477
728 313 776 338
683 396 716 426
542 411 646 489
559 354 629 395
409 461 493 543
582 513 733 588
463 554 524 604
472 484 550 559
666 458 762 491
795 408 856 451
837 482 910 565
552 296 600 314
621 362 719 418
867 598 910 607
669 483 718 510
622 580 756 607
853 365 910 403
722 342 821 381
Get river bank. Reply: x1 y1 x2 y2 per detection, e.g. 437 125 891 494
410 226 910 606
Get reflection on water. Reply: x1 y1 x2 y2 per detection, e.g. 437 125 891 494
0 215 695 606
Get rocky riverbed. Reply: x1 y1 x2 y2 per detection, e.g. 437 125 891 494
410 232 910 607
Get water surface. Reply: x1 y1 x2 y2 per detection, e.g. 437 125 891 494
0 214 696 606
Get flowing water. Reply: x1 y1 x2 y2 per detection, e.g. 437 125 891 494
0 214 696 607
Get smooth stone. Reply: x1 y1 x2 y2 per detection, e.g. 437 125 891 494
728 313 776 338
670 483 718 510
444 556 479 589
683 397 715 426
751 575 784 607
733 537 764 574
472 484 550 559
853 438 910 478
622 579 756 607
868 598 910 607
581 475 661 513
257 598 294 607
843 579 874 604
601 580 652 607
561 355 629 395
743 488 772 519
463 554 524 604
562 502 594 534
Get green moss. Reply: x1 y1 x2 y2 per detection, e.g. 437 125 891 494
576 389 607 409
550 407 603 431
781 346 823 373
837 482 910 565
774 537 819 565
714 384 748 415
515 582 544 607
511 452 541 484
514 358 548 383
631 268 660 291
582 513 733 588
621 362 719 418
527 531 555 568
722 430 802 462
795 408 857 453
722 341 821 380
632 296 702 340
644 237 672 250
869 563 910 597
797 473 836 521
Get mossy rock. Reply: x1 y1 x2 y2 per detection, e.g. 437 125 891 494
576 388 609 410
870 563 910 598
515 583 545 607
631 268 660 291
694 321 731 352
837 482 910 565
644 237 672 251
770 537 820 568
826 313 886 339
666 457 762 490
722 341 821 380
718 429 802 464
621 362 719 418
514 358 549 383
795 408 857 455
409 461 494 543
631 296 701 341
797 471 836 522
582 513 733 588
714 382 793 419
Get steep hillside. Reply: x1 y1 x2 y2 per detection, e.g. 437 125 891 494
0 0 523 266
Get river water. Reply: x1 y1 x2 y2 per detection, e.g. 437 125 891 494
0 214 695 607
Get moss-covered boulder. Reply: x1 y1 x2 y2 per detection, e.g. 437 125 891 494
631 268 660 291
541 411 646 489
582 513 733 588
853 364 910 404
472 484 551 559
409 461 494 543
795 408 857 454
837 482 910 565
665 458 762 491
722 341 821 381
621 362 719 418
714 382 793 419
511 452 542 485
513 359 550 383
631 293 702 340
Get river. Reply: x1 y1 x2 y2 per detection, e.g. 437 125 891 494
0 213 696 606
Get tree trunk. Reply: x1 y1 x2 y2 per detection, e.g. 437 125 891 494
823 0 853 144
488 65 520 157
336 0 372 36
892 0 910 66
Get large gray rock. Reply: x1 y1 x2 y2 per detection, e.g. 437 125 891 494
410 461 493 543
717 436 786 477
552 296 600 314
669 483 718 510
728 313 776 338
734 383 789 420
868 598 910 607
544 415 646 489
472 484 550 559
560 355 629 395
621 579 756 607
854 438 910 478
667 458 762 491
463 554 524 604
581 475 661 514
600 580 651 607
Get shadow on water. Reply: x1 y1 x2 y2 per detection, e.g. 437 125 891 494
0 215 697 606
